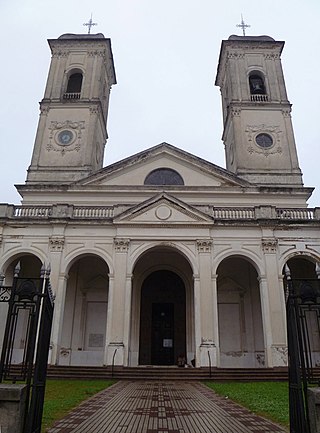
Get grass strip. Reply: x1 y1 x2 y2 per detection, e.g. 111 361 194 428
205 381 289 427
42 379 115 432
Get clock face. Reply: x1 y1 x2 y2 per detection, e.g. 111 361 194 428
57 130 74 145
255 133 273 148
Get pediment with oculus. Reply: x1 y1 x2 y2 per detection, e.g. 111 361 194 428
75 143 250 189
114 192 213 225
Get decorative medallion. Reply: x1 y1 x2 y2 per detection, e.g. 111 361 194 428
245 124 282 156
155 205 172 221
47 120 85 155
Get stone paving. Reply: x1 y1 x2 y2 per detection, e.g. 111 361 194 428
48 381 287 433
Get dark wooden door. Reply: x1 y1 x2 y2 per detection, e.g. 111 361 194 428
151 303 174 365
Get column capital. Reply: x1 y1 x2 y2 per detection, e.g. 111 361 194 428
261 237 278 254
114 238 130 252
49 235 65 252
196 239 212 253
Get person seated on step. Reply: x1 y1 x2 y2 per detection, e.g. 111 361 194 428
177 354 186 367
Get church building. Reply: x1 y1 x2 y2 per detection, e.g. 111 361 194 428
0 32 319 369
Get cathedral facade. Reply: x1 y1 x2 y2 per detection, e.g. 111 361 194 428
0 33 319 369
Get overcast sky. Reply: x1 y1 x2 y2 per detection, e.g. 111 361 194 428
0 0 319 206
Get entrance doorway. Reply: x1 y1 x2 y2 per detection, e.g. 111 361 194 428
217 256 264 368
151 303 174 365
139 270 186 365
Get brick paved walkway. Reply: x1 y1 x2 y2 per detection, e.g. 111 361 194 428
48 381 287 433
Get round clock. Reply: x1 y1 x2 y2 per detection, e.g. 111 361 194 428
57 130 74 145
255 133 273 148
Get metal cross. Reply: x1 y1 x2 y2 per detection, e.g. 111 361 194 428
236 14 250 36
83 14 97 34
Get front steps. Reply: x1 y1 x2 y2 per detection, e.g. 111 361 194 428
45 365 290 381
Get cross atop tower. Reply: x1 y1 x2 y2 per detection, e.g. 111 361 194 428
236 14 250 36
83 14 97 34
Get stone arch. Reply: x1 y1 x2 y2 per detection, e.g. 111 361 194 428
129 241 198 276
213 250 264 277
282 254 320 367
216 255 265 368
63 248 114 276
279 251 320 275
59 253 110 366
0 249 47 277
0 252 43 364
129 245 195 367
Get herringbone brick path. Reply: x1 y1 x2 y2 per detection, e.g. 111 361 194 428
48 381 287 433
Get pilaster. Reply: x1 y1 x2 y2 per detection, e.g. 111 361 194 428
261 238 287 367
196 239 217 367
105 238 130 366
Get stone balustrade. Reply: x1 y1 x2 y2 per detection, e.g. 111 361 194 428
0 204 318 221
14 206 52 218
213 208 255 219
73 206 114 218
250 94 269 102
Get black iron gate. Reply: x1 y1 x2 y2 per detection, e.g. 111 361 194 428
0 262 54 433
285 265 320 433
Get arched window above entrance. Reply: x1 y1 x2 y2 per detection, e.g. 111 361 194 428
144 168 184 185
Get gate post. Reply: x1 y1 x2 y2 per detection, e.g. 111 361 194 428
0 382 28 433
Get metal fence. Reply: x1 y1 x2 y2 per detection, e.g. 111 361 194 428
0 263 54 433
285 265 320 433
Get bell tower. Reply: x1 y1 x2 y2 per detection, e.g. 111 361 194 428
215 35 303 186
26 33 116 184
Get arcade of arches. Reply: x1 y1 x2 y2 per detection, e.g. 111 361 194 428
0 251 319 368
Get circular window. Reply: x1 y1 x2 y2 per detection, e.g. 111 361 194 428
255 133 273 148
57 130 74 146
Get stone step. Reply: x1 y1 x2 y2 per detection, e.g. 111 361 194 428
41 365 291 381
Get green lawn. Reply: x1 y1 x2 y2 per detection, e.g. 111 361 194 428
42 379 115 432
205 381 289 427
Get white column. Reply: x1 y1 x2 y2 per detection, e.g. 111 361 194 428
212 274 220 367
104 274 114 366
193 274 201 367
122 274 133 367
258 276 273 367
50 274 68 365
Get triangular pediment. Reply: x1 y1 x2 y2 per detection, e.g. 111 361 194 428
114 192 213 225
75 143 251 188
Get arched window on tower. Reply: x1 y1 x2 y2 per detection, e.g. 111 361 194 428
64 72 83 99
249 73 268 102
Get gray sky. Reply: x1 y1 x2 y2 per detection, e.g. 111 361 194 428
0 0 319 206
